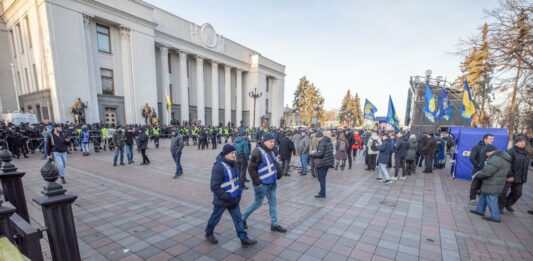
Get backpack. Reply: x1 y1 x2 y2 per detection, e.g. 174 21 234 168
339 141 346 152
371 140 378 151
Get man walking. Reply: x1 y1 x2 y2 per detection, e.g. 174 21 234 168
234 131 251 189
204 144 257 248
279 132 296 176
47 124 70 184
311 131 334 198
125 126 135 164
470 149 511 223
298 131 310 175
170 128 185 178
112 127 126 166
393 131 408 180
498 135 531 213
242 133 287 233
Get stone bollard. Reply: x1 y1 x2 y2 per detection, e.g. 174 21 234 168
32 159 81 261
0 147 30 222
0 199 16 239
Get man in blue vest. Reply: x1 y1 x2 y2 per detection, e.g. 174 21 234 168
205 144 257 248
242 133 287 233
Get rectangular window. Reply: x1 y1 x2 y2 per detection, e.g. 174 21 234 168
266 98 269 113
32 64 39 90
16 23 24 53
25 16 32 48
96 24 111 53
266 78 269 92
168 52 172 73
100 68 114 95
24 68 30 92
9 30 16 57
169 84 173 102
42 107 49 120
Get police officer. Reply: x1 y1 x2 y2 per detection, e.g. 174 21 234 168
204 144 257 248
241 133 287 233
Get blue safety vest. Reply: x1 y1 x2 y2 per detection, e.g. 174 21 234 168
257 147 277 184
220 162 241 198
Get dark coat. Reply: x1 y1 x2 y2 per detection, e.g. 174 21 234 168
137 133 149 149
406 138 418 161
422 137 436 155
469 141 486 173
507 146 530 184
377 139 393 164
476 151 512 195
314 136 335 168
335 140 348 160
394 136 409 158
210 154 241 207
279 136 295 160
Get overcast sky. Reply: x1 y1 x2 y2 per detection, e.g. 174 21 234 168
145 0 500 121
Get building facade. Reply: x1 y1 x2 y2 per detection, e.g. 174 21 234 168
0 0 285 127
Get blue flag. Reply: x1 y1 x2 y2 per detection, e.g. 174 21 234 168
363 99 377 121
386 95 400 131
423 84 436 123
437 87 453 121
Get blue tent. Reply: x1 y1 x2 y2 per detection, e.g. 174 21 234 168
449 127 509 180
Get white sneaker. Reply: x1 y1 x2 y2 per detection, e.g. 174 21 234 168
391 177 397 181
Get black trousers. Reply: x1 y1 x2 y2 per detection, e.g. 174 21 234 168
237 156 248 186
368 154 377 170
424 154 433 173
498 182 523 210
281 158 291 175
346 148 353 168
141 148 150 164
405 159 415 175
416 153 423 167
469 177 482 200
394 156 406 177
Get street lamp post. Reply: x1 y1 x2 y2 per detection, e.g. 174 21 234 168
248 88 262 128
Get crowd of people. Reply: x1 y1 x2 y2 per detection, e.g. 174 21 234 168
1 119 532 247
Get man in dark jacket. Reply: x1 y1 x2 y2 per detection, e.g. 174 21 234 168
112 127 126 166
377 133 393 184
416 133 427 167
279 132 296 176
470 150 511 223
311 131 334 198
125 127 135 164
170 128 185 178
234 131 251 188
242 133 287 233
498 135 531 213
469 134 495 205
346 129 355 169
393 131 409 180
47 124 70 184
138 127 150 165
422 133 436 173
204 144 257 248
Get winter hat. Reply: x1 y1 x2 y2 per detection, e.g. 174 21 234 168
222 144 236 156
262 132 275 142
409 134 416 140
513 135 527 144
484 144 497 154
315 130 324 138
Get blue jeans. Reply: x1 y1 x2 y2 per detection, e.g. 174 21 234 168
125 144 133 163
43 139 49 157
316 166 329 197
378 163 391 181
300 154 309 174
113 147 124 164
173 152 182 173
82 143 89 153
205 204 248 241
243 183 278 226
52 152 67 177
475 193 501 221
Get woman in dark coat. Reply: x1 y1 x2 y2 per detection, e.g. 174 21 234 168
335 133 348 170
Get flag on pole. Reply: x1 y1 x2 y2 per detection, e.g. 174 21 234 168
386 95 400 132
461 80 476 120
423 84 436 123
437 87 453 121
363 99 377 121
166 95 172 111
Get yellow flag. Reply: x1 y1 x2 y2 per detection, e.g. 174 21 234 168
166 95 172 111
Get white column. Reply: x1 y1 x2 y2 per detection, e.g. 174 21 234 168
211 61 219 126
120 27 135 124
83 15 100 124
179 51 189 124
224 65 231 125
158 45 170 125
196 56 205 125
236 69 242 127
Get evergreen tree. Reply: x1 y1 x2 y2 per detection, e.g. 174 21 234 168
292 77 325 126
353 93 363 127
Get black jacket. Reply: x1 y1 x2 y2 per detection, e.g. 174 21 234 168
469 141 486 173
422 137 436 155
394 136 409 158
210 154 241 207
507 146 530 184
137 133 149 150
313 136 335 169
125 131 135 146
47 132 69 155
279 136 295 160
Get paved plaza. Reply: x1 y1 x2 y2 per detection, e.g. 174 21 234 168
13 139 533 261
